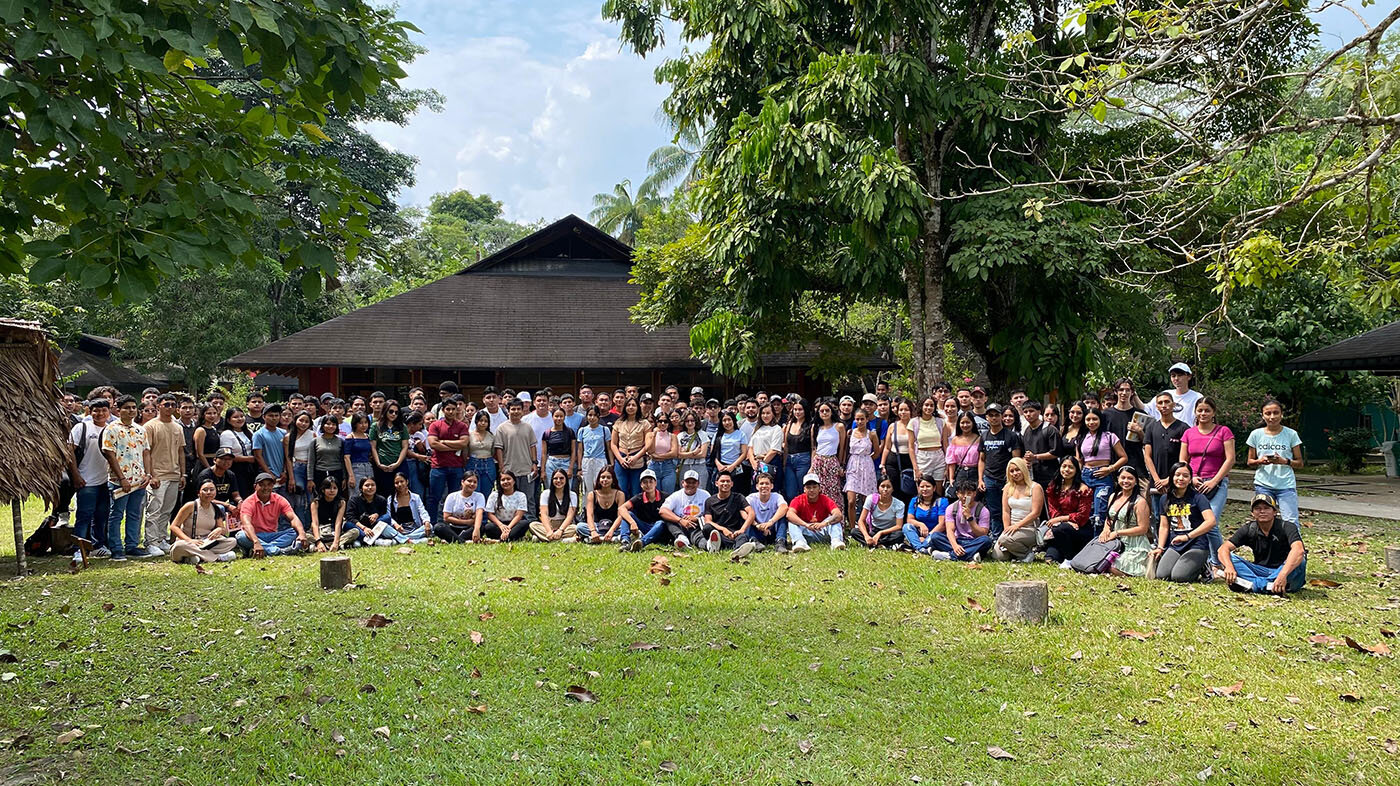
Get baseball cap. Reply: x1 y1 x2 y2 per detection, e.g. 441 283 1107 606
861 393 877 403
641 393 653 401
640 469 657 481
214 447 234 458
985 402 1003 413
1250 492 1278 509
254 472 277 484
319 392 334 402
682 470 700 482
839 395 855 405
971 385 987 395
518 391 532 402
802 472 820 485
1168 362 1192 375
264 404 283 415
786 393 801 403
690 386 704 395
706 398 720 406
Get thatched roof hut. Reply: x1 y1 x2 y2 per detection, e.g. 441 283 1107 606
0 319 69 507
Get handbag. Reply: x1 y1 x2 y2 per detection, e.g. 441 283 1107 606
892 432 917 498
1070 537 1122 574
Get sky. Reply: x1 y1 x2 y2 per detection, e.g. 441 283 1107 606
363 1 1393 224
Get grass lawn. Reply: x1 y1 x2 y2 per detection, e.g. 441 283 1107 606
1 500 1397 785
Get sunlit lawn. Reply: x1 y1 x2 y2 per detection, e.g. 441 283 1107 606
0 501 1397 785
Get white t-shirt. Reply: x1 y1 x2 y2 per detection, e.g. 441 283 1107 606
746 491 787 525
443 490 486 522
486 408 508 434
522 411 552 446
663 488 711 519
69 420 110 487
1170 389 1203 427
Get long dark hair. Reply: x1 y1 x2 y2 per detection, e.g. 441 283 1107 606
1049 455 1084 495
620 397 642 423
380 400 404 435
548 469 571 518
1110 465 1144 510
221 407 253 439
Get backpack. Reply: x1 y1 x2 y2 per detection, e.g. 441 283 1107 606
1070 537 1122 574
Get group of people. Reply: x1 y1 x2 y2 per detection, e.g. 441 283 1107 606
46 361 1308 593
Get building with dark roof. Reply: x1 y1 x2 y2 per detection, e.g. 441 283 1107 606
59 334 171 393
225 215 884 401
1285 319 1400 375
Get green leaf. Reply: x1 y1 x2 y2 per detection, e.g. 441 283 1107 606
1090 101 1107 123
0 0 26 24
300 269 322 298
248 5 281 35
300 122 331 142
79 262 112 287
163 48 186 72
54 28 88 59
28 257 66 284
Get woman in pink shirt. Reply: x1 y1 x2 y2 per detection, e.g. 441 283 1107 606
1179 396 1234 566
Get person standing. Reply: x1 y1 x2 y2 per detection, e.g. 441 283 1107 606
369 400 408 496
101 395 151 561
1167 363 1202 427
781 399 814 502
1245 398 1303 525
1142 390 1188 523
67 398 113 560
611 397 648 499
142 393 186 557
978 404 1023 538
494 399 540 518
1019 401 1063 490
1179 397 1235 566
252 404 286 495
1099 377 1150 478
427 397 471 525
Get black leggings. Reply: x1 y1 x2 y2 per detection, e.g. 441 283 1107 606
433 522 474 543
481 518 528 542
1044 523 1095 563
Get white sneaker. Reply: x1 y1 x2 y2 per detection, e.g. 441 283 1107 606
138 546 165 559
91 546 112 559
792 542 811 553
707 531 721 552
972 552 983 563
929 551 952 561
832 541 846 551
674 537 689 550
216 552 237 562
731 541 758 561
1059 559 1073 570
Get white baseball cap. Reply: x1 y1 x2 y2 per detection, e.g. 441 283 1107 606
683 470 700 482
1168 362 1192 375
518 391 533 402
802 472 821 485
640 469 657 481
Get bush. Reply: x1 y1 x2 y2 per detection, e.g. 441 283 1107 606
1325 427 1374 474
1200 374 1274 437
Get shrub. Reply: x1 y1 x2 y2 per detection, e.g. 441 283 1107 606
1200 374 1274 437
1325 427 1374 474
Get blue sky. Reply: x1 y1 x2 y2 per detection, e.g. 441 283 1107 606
364 1 1392 224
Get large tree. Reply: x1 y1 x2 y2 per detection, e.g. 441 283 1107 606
605 1 1393 394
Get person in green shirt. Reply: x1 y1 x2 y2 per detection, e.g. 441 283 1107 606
370 400 408 497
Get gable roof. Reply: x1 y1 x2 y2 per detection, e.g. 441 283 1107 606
462 213 632 274
1285 319 1400 374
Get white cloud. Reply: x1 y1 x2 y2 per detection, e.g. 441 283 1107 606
361 3 683 224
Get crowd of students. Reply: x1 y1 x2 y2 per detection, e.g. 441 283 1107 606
45 360 1308 593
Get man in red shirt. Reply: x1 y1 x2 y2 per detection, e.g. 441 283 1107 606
784 472 845 552
236 473 312 557
427 395 471 525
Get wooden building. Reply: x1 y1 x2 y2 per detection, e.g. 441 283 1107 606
225 215 884 401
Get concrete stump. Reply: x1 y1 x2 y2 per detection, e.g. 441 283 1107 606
1385 546 1400 573
995 580 1049 624
320 555 353 590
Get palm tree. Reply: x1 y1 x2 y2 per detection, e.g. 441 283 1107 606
589 179 660 245
639 143 699 195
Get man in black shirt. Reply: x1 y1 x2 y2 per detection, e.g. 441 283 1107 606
197 448 241 508
1019 401 1063 489
1099 377 1148 478
701 471 753 553
620 470 667 550
978 404 1023 538
1142 390 1189 523
1218 493 1306 594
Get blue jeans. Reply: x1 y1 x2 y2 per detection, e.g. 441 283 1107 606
647 459 677 495
614 461 643 499
927 531 991 561
107 485 147 557
982 476 1004 539
788 521 844 549
1254 484 1298 525
428 466 464 525
1230 554 1306 592
290 462 311 528
235 529 299 556
784 452 812 501
74 484 110 548
1081 466 1114 526
621 519 666 546
374 524 427 544
465 457 495 496
1203 477 1229 566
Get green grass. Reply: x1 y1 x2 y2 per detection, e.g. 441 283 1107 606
1 501 1397 785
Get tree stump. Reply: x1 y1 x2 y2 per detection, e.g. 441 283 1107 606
1385 546 1400 573
320 555 352 590
995 580 1049 624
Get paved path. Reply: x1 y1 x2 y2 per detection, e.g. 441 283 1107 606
1226 469 1398 520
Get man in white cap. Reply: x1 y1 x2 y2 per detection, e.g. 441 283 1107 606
1167 362 1202 427
784 472 845 552
659 469 710 549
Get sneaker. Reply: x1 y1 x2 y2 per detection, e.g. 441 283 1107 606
832 541 846 551
138 546 165 559
929 551 952 561
110 553 128 562
792 542 811 553
708 531 721 552
629 539 644 553
616 539 631 553
91 546 112 559
750 543 766 553
216 552 237 562
1059 559 1073 570
775 541 790 554
972 552 983 563
731 542 758 561
674 536 690 551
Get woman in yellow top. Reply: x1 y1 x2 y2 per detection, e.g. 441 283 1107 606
913 395 949 485
611 397 649 498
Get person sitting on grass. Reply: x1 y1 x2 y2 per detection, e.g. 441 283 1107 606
660 469 710 550
1098 466 1153 577
700 470 755 554
784 472 845 552
436 472 486 543
529 468 578 543
903 474 949 554
743 471 789 553
374 472 430 545
168 479 238 564
1152 461 1216 582
578 466 628 544
855 475 906 549
343 476 385 547
990 457 1043 562
926 479 990 562
1216 492 1307 594
1041 456 1094 566
619 469 668 551
310 475 359 551
236 472 312 557
483 470 530 542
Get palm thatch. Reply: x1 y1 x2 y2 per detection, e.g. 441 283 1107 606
0 319 68 506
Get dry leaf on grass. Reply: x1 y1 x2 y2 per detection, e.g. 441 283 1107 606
1307 634 1344 646
1344 636 1391 656
564 685 596 703
1119 629 1154 641
372 726 390 740
798 739 813 755
966 597 986 613
506 576 526 583
1340 693 1363 703
629 642 660 651
470 630 485 646
986 745 1016 761
648 556 672 575
1307 579 1341 588
394 546 414 555
478 612 495 621
1206 681 1243 697
658 760 678 773
466 705 487 714
361 613 394 629
56 728 84 744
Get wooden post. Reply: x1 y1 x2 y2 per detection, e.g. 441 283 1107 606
320 555 352 590
1385 546 1400 573
11 500 26 577
995 580 1048 624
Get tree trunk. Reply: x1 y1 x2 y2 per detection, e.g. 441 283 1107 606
11 500 26 577
906 229 947 399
